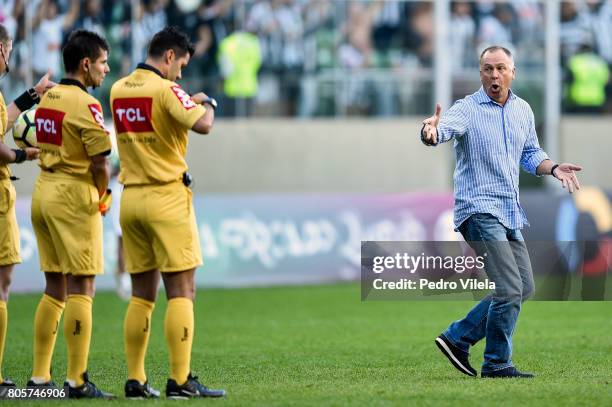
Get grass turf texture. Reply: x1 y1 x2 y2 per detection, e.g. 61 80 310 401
2 283 611 406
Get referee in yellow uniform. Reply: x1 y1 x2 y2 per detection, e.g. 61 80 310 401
28 30 114 399
110 26 224 399
0 23 54 387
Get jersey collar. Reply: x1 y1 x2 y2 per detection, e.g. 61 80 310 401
137 63 164 79
59 78 88 93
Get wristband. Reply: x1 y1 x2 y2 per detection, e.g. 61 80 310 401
14 88 40 111
12 149 26 164
99 189 112 216
550 164 559 179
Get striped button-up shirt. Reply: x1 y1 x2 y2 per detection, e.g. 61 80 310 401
434 87 549 230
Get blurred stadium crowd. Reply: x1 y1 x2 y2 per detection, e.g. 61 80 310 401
0 0 611 117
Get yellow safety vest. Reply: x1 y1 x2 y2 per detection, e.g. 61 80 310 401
219 32 262 98
568 53 609 107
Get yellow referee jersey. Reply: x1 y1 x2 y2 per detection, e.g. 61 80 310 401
0 92 10 180
0 89 19 266
110 63 206 186
35 79 111 179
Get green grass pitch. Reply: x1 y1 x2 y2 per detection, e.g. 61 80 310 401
2 283 611 406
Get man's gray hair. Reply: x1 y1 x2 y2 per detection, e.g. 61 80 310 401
479 46 513 65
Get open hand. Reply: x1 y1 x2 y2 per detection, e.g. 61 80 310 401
553 163 582 193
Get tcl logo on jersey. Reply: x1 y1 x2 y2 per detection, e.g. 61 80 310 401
88 104 109 134
35 108 65 146
171 85 196 110
112 97 154 133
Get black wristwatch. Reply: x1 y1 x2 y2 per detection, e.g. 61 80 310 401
202 97 217 111
550 163 559 179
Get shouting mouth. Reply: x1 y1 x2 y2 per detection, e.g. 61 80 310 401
490 84 501 93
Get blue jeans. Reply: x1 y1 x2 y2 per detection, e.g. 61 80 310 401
444 213 535 372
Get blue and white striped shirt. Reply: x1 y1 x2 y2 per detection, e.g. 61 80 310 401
434 87 549 230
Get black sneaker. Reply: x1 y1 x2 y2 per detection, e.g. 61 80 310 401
166 373 226 399
27 379 57 388
482 366 535 378
65 372 115 399
0 379 15 387
435 333 477 377
125 379 160 399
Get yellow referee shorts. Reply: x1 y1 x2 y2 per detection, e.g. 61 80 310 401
0 179 21 266
120 182 202 274
31 172 103 275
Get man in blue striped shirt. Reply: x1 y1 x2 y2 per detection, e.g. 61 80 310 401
423 46 582 378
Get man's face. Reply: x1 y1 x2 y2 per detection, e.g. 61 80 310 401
86 49 110 87
0 40 13 73
167 50 190 82
479 49 515 104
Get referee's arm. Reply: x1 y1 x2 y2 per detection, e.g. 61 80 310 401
420 100 469 146
90 152 110 197
0 142 38 164
191 92 215 134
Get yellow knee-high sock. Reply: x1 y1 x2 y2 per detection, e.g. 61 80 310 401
164 297 194 384
124 297 155 384
32 294 65 382
64 295 93 386
0 300 7 383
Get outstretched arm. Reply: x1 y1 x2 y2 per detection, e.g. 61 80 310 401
420 100 469 146
536 159 582 193
421 103 441 145
521 108 582 194
6 73 55 131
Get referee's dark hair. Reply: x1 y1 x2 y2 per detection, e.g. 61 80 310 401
148 26 195 59
63 30 109 74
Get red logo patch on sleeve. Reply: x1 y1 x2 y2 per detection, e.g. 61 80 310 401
35 108 65 146
112 97 154 133
170 85 197 110
88 104 109 135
